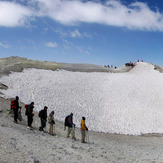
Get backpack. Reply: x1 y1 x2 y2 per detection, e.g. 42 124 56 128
64 116 69 127
25 104 29 116
11 100 16 110
38 110 43 118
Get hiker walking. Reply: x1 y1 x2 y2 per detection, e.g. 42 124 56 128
48 111 55 135
81 117 88 143
39 106 48 132
12 96 21 123
65 113 76 140
26 102 34 129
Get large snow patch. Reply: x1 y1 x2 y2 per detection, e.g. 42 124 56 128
0 62 163 135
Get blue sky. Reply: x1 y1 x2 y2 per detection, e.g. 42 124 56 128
1 0 163 66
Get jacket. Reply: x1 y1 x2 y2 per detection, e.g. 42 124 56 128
48 113 54 124
81 119 87 130
13 100 19 110
39 109 47 120
27 104 34 117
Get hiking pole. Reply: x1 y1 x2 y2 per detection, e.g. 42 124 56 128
33 116 36 128
73 124 76 140
45 123 47 132
53 124 55 135
86 130 89 143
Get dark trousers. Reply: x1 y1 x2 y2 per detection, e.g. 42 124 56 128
14 108 18 122
27 115 33 127
40 119 46 131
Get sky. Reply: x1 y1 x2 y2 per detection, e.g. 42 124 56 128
0 0 163 66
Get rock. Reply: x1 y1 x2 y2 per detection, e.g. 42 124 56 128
26 156 40 163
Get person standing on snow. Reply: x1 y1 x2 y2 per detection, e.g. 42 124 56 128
13 96 20 123
48 111 55 135
26 102 34 129
81 117 88 143
39 106 48 132
65 113 76 140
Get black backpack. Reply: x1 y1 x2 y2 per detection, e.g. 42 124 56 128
64 116 69 127
38 110 43 118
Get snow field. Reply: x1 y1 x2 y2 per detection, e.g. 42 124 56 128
0 62 163 135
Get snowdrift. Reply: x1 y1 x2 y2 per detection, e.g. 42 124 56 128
0 62 163 135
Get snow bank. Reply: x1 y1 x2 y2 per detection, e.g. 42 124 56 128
0 62 163 135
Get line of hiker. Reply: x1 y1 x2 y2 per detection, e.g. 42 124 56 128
10 96 89 143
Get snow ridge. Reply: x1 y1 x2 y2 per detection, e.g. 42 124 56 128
0 62 163 135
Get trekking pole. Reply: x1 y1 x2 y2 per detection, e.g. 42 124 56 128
73 125 76 140
45 123 47 132
86 130 89 143
53 124 55 135
33 116 36 128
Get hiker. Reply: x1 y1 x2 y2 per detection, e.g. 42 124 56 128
81 117 88 143
48 111 55 135
12 96 21 123
39 106 48 131
65 113 76 139
26 102 34 129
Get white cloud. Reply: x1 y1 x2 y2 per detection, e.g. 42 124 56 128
45 42 58 48
77 46 90 55
70 29 81 38
55 28 91 38
0 42 10 48
1 0 163 31
35 0 163 31
54 28 68 37
0 1 34 27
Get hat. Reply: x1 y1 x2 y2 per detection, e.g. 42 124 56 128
44 106 48 110
82 117 85 120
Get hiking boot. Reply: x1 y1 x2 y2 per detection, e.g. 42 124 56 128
13 120 18 124
49 133 54 136
72 137 76 141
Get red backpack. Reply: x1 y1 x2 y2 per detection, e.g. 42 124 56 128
25 104 29 115
11 100 16 110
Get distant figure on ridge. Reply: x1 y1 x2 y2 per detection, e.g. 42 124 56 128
81 117 88 143
64 113 76 140
48 111 55 135
39 106 48 132
26 102 34 129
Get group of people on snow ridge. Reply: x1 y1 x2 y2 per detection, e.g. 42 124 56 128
11 96 88 143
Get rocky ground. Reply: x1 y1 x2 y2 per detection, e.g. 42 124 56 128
0 57 163 163
0 56 132 77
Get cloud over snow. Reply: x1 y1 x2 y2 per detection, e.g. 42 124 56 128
1 0 163 31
